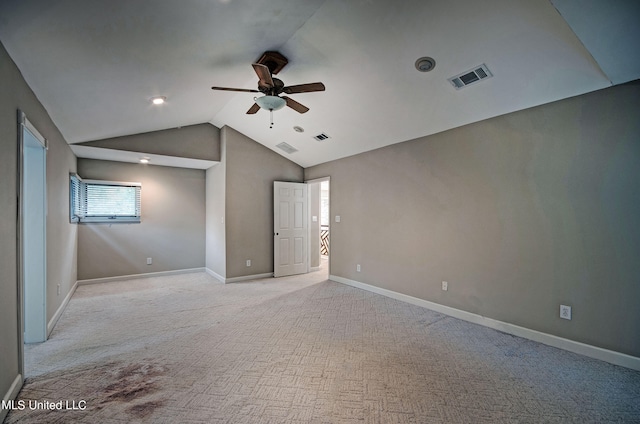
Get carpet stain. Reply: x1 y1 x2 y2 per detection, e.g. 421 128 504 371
102 361 166 402
96 359 168 419
4 360 169 423
128 400 165 418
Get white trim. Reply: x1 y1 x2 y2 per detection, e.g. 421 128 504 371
82 179 141 187
204 269 274 284
304 176 331 184
225 272 273 284
1 374 23 422
330 275 640 371
77 268 205 285
47 281 78 336
205 268 226 284
20 112 47 149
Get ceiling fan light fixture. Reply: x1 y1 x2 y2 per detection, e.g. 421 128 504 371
255 95 286 111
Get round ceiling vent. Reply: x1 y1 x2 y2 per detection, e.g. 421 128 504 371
415 57 436 72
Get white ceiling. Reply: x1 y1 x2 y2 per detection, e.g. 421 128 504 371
1 0 638 168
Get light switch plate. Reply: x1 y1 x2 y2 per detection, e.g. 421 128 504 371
335 215 341 222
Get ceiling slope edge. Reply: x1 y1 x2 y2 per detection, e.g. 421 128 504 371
71 145 219 170
75 123 221 162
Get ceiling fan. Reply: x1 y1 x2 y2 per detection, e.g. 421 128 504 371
211 51 325 127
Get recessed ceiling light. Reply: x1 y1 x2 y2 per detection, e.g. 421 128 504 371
139 157 150 164
151 96 166 105
415 57 436 73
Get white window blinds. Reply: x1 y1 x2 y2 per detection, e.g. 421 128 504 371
70 174 82 223
70 174 141 223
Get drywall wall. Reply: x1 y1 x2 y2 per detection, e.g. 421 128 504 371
45 117 79 324
77 123 221 161
305 82 640 358
205 136 227 279
223 126 304 279
1 40 77 415
77 159 206 280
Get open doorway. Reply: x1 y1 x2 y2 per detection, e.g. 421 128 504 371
307 177 330 277
18 111 48 378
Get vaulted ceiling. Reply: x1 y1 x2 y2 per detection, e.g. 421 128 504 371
1 0 638 168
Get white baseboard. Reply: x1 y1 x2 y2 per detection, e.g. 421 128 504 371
48 280 78 337
330 274 640 371
205 268 226 284
205 268 274 284
225 272 273 283
1 374 23 422
77 268 206 285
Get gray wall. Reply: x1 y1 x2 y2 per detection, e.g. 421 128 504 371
306 82 640 358
205 136 227 278
1 41 77 410
77 159 205 280
214 126 304 279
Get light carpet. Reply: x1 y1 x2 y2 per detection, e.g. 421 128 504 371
5 268 640 423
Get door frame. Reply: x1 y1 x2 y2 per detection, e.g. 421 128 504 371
17 110 48 374
305 176 330 275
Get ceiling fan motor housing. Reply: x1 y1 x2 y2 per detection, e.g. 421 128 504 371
260 78 285 95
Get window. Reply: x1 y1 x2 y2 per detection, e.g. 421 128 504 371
70 174 141 223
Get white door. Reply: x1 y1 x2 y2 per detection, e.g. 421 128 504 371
274 181 308 277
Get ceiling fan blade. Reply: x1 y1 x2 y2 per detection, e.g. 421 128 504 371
211 86 260 93
246 103 261 114
252 63 274 88
282 82 325 94
283 96 309 114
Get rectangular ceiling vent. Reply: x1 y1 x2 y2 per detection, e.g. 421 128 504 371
448 64 493 89
313 132 331 142
276 142 298 154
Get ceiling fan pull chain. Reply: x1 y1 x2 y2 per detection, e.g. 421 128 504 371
270 109 274 128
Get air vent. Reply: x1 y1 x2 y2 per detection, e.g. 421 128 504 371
313 133 331 142
448 64 492 89
276 142 298 154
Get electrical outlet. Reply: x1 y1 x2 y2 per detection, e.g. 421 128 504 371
246 259 251 267
356 264 361 272
147 257 152 265
560 305 572 320
442 281 448 291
